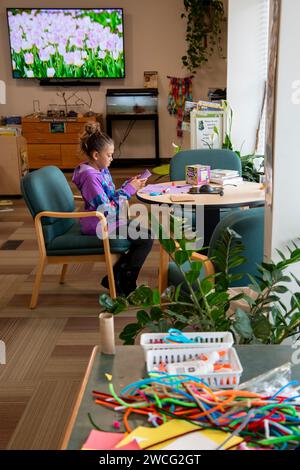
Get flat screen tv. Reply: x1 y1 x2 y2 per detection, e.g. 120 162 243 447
6 8 125 79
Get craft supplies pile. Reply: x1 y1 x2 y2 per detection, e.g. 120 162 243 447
83 331 300 451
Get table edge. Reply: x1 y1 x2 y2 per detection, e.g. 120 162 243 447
60 345 99 450
136 191 265 209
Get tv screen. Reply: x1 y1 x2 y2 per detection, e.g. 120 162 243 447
7 8 125 79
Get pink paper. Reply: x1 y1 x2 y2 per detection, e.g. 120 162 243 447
82 430 125 450
140 184 192 195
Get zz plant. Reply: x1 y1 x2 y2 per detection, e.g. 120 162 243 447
100 216 300 346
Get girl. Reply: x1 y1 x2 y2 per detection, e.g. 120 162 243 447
72 122 153 296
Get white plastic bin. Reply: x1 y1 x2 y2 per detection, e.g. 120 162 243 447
146 346 243 389
140 331 234 360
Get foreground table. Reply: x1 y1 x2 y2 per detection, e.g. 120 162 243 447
61 345 300 450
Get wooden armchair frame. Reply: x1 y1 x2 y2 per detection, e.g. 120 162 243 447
158 243 215 294
30 202 119 309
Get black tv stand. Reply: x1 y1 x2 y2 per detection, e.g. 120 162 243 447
39 80 101 87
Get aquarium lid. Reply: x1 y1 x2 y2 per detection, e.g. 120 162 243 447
106 88 158 97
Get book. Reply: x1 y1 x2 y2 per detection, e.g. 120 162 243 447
211 169 240 178
197 100 223 110
210 177 243 185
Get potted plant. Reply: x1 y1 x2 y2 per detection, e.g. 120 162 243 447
181 0 226 73
100 217 300 346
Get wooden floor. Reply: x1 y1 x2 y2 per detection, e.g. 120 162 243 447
0 167 163 449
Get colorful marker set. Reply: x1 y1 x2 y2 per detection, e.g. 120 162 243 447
140 330 242 387
91 373 300 450
161 350 232 376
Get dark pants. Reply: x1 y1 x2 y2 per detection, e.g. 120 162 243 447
112 221 154 273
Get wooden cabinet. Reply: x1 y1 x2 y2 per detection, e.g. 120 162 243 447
0 135 28 195
22 115 103 169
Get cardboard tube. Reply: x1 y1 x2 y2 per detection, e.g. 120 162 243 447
99 313 116 355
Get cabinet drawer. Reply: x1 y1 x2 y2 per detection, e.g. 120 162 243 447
28 144 61 168
65 122 88 134
23 133 79 144
61 144 85 168
22 122 51 134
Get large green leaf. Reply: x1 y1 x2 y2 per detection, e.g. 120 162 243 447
174 250 189 266
99 294 115 312
152 289 161 305
119 323 141 345
251 315 272 342
137 310 151 326
288 312 300 330
291 293 300 310
200 278 214 296
160 238 176 255
186 271 200 284
164 309 190 324
233 308 253 340
272 285 289 294
150 307 163 321
128 285 152 306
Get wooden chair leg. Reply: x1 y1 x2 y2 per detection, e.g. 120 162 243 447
159 244 169 295
60 264 68 284
30 258 46 309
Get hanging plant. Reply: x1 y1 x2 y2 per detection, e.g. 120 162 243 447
181 0 225 73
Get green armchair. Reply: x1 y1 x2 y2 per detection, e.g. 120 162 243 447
170 149 242 181
159 207 265 293
21 166 131 309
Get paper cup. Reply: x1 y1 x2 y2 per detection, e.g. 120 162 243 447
99 313 116 355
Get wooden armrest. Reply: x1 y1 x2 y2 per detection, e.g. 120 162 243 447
191 252 215 277
33 209 113 270
35 210 106 221
74 195 83 201
174 241 215 277
35 211 108 238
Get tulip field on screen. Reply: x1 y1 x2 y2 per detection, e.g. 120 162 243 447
7 8 125 79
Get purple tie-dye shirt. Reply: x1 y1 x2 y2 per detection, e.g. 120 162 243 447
72 163 136 235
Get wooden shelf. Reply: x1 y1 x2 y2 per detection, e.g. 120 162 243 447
22 114 103 169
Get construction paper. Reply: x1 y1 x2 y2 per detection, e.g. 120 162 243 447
116 419 242 451
82 430 124 450
116 419 200 449
140 184 192 195
151 429 242 451
116 440 141 451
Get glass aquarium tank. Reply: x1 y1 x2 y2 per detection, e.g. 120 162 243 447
106 89 158 115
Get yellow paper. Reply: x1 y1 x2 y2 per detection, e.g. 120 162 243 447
149 429 242 451
116 420 241 451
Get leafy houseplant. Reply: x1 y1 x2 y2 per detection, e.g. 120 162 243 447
100 217 300 346
181 0 225 73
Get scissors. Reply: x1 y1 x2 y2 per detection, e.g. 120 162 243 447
164 329 196 344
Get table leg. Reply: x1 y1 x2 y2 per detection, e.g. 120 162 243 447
204 208 220 248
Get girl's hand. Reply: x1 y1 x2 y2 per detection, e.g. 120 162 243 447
129 177 147 191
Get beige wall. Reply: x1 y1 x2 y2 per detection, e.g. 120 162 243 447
0 0 227 159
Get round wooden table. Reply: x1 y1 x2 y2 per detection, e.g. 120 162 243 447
137 180 265 246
